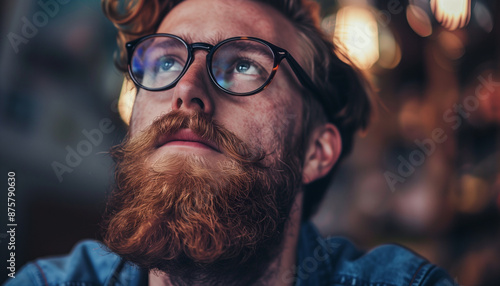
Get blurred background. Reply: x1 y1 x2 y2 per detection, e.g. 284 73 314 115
1 0 499 285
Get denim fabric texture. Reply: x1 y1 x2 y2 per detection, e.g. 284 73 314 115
4 222 454 286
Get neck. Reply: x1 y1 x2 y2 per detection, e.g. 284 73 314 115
149 192 303 286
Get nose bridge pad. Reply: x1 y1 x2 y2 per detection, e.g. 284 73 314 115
173 44 215 112
186 43 213 71
191 42 213 51
183 43 215 92
191 43 213 70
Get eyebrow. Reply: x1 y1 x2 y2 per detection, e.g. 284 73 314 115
225 40 274 59
175 32 229 45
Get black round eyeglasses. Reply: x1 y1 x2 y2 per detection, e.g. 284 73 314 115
125 34 321 97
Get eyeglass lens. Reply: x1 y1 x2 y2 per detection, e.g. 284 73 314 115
130 36 276 94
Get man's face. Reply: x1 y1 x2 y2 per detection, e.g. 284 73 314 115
130 0 306 165
104 0 309 284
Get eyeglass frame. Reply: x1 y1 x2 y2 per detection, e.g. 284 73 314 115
125 33 322 99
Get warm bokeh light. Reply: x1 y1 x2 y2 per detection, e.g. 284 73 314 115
437 31 465 60
118 79 136 125
334 6 379 70
406 4 432 37
431 0 471 31
378 26 401 69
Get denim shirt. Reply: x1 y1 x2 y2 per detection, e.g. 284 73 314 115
4 222 454 286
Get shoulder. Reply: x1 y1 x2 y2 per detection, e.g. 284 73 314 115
4 240 143 286
330 238 452 285
296 222 454 286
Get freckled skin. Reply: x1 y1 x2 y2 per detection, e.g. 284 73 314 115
130 0 307 165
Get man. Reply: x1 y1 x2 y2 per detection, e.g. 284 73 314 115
8 0 453 285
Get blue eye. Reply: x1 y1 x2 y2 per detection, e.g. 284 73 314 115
156 56 183 73
158 57 174 71
234 60 260 75
236 62 250 72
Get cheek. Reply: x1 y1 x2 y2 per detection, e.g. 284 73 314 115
130 91 172 135
233 95 302 160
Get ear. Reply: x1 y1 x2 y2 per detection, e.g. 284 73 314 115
302 123 342 184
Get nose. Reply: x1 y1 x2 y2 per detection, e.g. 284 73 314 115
171 51 215 116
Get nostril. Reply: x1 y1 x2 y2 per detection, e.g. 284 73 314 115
191 98 205 110
176 98 183 108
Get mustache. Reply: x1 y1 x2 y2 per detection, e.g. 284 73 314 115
113 110 265 164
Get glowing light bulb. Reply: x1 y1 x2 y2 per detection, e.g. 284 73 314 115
334 6 379 70
431 0 471 31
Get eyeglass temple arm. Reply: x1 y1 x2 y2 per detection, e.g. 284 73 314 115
284 53 322 97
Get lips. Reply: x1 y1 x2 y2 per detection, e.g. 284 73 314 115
156 128 220 152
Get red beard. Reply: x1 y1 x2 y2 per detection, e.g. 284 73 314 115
103 110 302 285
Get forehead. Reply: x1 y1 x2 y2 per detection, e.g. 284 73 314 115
157 0 299 51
